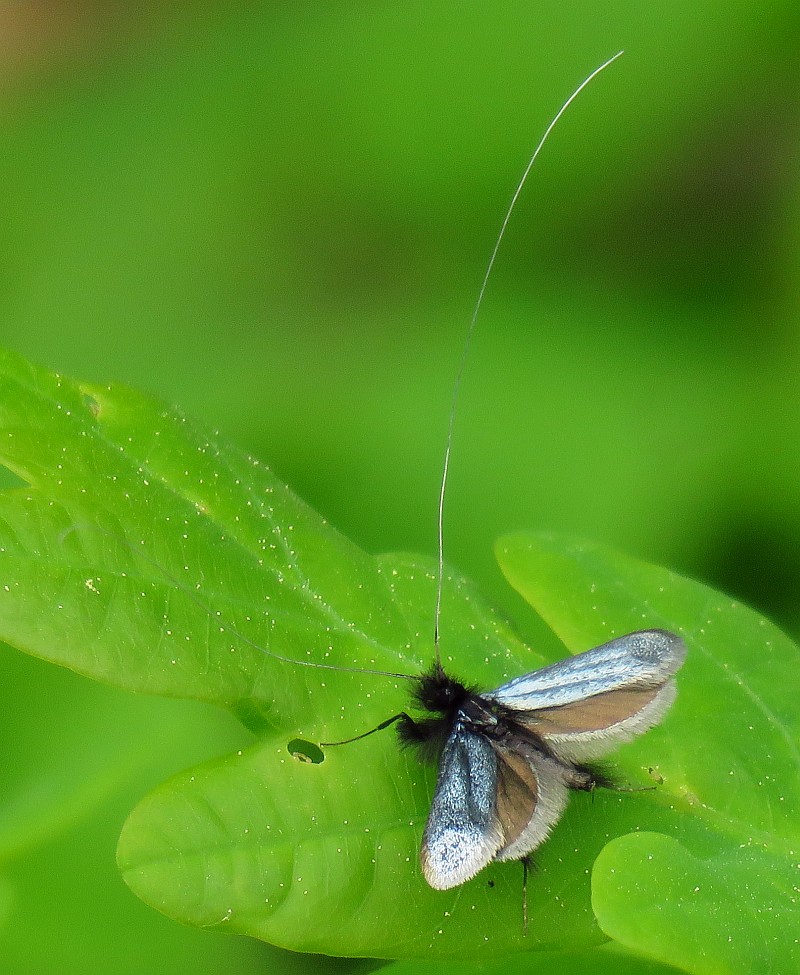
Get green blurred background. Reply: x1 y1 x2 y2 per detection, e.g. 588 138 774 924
0 2 798 972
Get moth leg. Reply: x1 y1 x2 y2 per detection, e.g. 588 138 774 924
516 857 539 938
520 855 538 937
320 712 413 747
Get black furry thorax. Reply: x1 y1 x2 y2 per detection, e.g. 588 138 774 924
396 663 483 760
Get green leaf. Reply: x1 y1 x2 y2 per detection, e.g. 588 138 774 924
593 833 800 975
496 532 800 973
0 346 397 720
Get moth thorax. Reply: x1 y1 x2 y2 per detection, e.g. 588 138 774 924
415 666 469 714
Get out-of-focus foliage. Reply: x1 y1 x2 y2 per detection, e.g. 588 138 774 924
0 2 798 973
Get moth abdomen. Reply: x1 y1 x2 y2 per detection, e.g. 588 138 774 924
562 762 601 792
572 761 616 791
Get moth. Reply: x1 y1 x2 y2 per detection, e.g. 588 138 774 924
387 628 686 890
317 52 687 903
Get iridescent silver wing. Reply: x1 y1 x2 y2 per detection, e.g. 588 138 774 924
420 718 504 889
487 629 687 763
421 720 574 888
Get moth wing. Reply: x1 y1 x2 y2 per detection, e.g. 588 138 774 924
491 738 570 863
488 629 686 761
420 718 505 890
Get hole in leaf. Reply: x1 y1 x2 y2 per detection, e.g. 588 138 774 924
288 738 324 764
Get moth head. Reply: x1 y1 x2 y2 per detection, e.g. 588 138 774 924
412 664 471 714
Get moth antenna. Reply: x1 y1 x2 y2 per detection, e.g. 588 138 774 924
433 50 624 669
60 524 417 682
